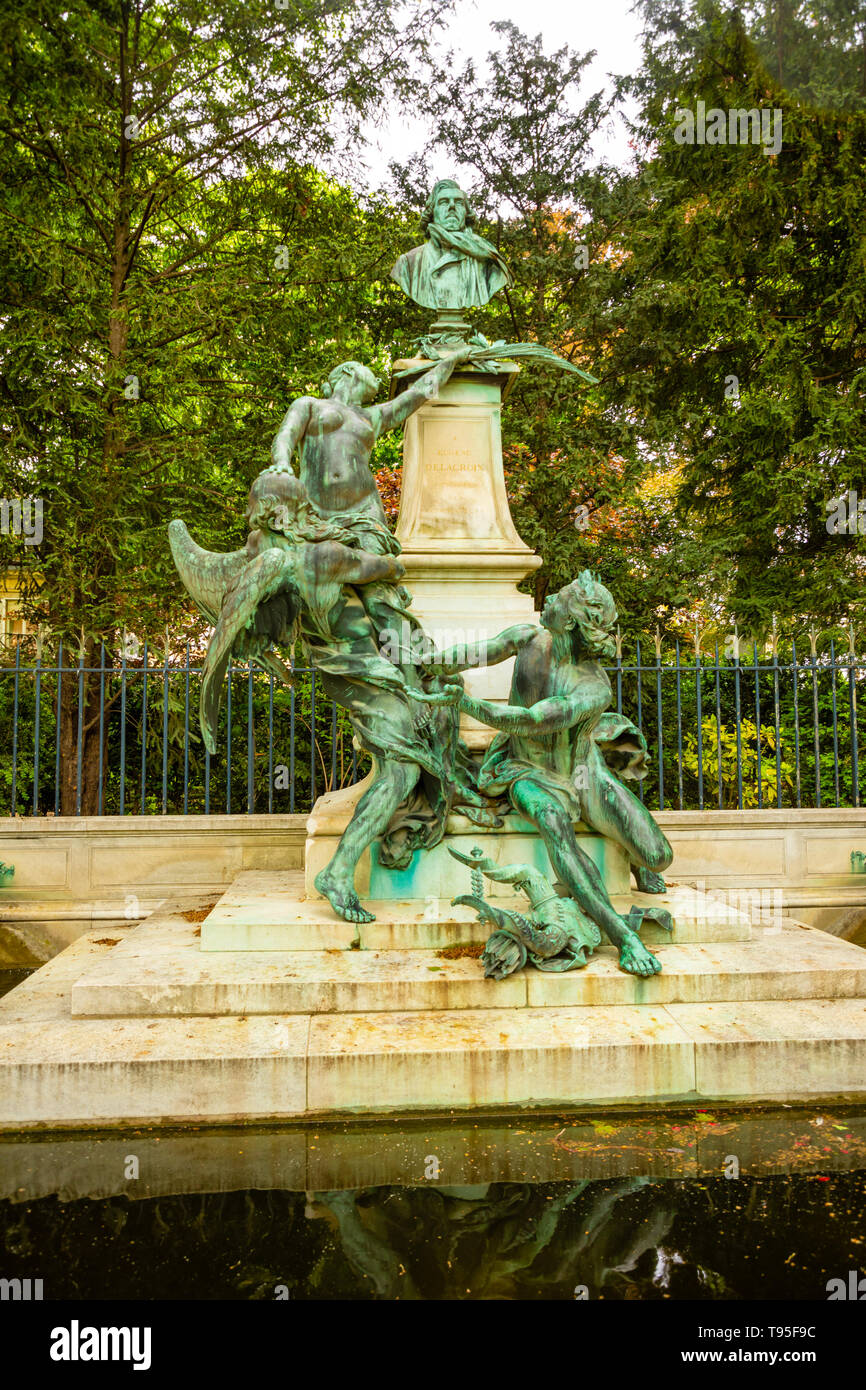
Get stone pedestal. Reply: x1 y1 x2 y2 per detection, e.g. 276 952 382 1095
7 876 866 1128
392 362 541 749
302 775 630 903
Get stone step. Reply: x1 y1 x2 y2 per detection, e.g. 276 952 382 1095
71 910 865 1017
305 998 866 1115
0 938 308 1130
4 932 866 1127
667 998 866 1102
199 873 753 951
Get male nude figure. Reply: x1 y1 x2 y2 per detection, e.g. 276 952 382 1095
414 572 674 976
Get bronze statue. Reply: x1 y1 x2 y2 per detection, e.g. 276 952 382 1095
168 187 665 972
413 572 674 977
449 846 601 977
270 348 471 540
449 845 674 981
170 347 501 926
391 179 512 312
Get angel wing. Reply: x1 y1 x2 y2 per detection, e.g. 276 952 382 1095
168 520 299 754
168 520 247 626
200 547 301 753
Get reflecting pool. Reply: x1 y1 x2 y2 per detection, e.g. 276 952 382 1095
1 1108 864 1299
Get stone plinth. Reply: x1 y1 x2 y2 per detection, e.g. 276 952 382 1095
4 885 866 1129
392 364 540 748
5 907 866 1128
74 913 866 1017
302 774 630 903
198 872 752 951
4 808 865 965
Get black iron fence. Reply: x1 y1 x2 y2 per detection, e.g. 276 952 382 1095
0 632 863 816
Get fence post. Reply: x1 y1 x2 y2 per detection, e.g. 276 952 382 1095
11 638 20 816
140 638 149 815
183 640 191 816
97 641 106 816
771 617 782 809
161 629 170 815
809 625 821 809
792 635 801 808
75 629 85 817
753 639 762 810
849 623 860 808
32 627 42 814
119 633 127 815
732 625 743 811
694 622 703 811
54 638 62 815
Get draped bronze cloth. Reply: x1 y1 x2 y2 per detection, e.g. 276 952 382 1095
391 224 512 310
478 714 650 825
295 511 503 869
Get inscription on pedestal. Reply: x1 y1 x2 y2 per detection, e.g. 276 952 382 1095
413 417 497 539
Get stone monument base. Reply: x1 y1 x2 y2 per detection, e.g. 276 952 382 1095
391 363 540 748
302 774 631 905
3 868 866 1129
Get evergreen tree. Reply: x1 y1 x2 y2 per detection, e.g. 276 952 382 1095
0 0 450 809
585 5 866 635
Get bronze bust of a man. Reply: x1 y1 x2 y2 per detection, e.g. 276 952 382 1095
391 178 512 312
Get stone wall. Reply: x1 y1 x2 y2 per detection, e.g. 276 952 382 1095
0 815 305 964
1 806 865 963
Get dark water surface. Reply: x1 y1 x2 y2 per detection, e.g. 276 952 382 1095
1 1109 864 1300
0 969 34 998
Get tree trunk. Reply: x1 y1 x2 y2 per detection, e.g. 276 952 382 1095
57 11 134 818
58 639 109 815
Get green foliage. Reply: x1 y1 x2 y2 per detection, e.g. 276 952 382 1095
2 5 865 815
0 0 446 808
594 4 866 631
682 717 796 807
635 1 866 114
0 0 452 644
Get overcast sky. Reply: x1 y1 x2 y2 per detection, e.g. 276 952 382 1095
360 0 646 189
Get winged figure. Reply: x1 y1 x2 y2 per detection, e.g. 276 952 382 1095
170 467 500 924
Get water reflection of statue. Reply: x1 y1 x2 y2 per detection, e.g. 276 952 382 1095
390 179 512 311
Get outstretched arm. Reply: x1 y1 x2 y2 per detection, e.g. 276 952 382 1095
430 624 538 675
309 541 405 589
407 684 583 734
369 346 473 438
271 397 313 470
459 690 581 736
